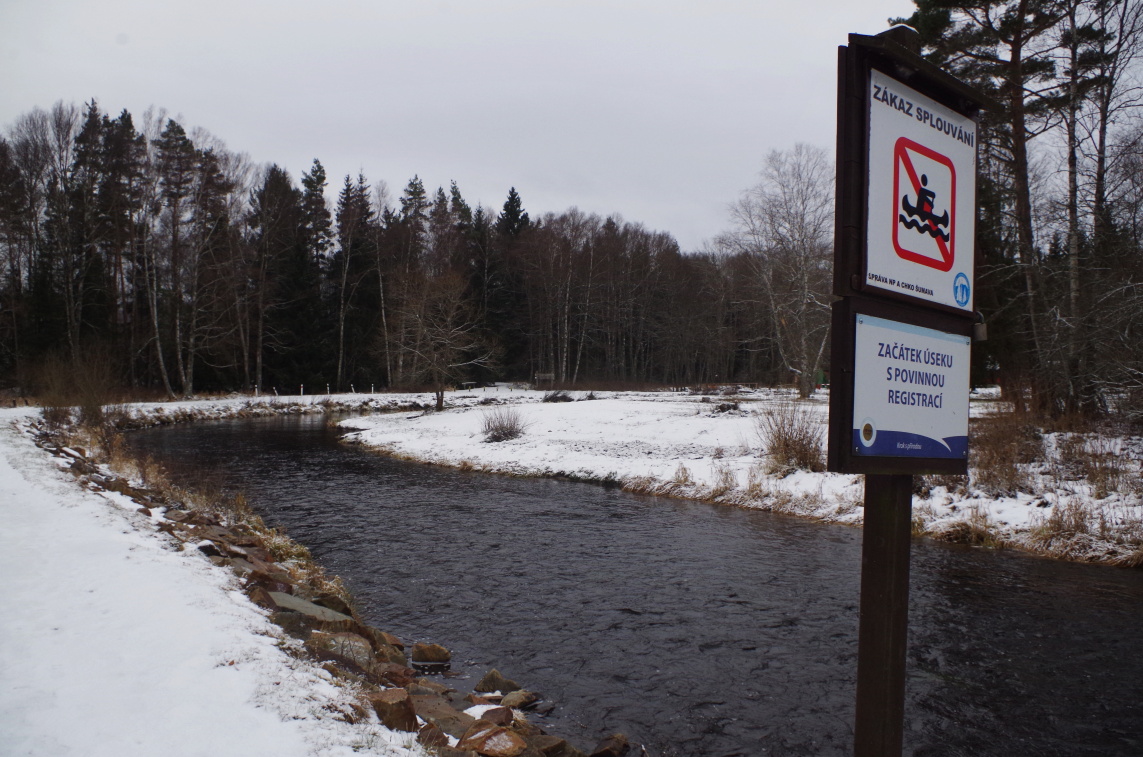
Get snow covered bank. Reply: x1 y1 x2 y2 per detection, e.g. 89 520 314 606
2 387 1138 755
2 404 629 757
334 387 1143 566
0 409 424 757
65 386 1141 564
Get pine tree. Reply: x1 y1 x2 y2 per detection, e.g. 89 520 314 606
96 109 146 374
247 164 302 391
0 138 31 378
449 180 472 226
495 186 530 240
288 158 333 383
152 119 199 395
331 173 378 390
897 0 1067 404
54 101 106 361
397 175 429 271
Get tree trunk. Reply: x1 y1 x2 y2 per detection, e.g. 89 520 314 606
1006 32 1045 375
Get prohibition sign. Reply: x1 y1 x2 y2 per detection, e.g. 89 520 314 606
892 137 955 272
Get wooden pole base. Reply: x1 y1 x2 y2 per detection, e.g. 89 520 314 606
854 473 914 757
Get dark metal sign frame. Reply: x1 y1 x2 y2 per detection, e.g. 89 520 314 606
829 30 994 477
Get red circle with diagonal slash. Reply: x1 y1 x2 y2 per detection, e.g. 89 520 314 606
892 137 955 272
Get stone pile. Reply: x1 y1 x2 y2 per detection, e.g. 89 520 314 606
37 437 634 757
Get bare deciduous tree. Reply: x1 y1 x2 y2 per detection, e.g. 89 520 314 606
721 144 833 397
396 272 493 411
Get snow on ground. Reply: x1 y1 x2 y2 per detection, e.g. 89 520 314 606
37 383 1140 563
339 386 861 515
76 383 1141 562
0 385 1138 754
0 407 425 757
333 385 1143 563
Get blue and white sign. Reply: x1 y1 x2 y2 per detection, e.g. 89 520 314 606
852 314 970 458
953 272 971 307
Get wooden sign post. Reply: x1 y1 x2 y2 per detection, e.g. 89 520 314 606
828 26 995 756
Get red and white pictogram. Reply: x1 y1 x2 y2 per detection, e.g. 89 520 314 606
892 137 955 272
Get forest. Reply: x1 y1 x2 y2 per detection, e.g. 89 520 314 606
0 104 827 400
1 0 1142 420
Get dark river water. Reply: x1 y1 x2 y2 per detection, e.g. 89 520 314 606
128 415 1143 757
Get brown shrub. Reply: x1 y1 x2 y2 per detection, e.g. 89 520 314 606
755 399 825 474
481 406 527 442
914 473 969 498
1027 501 1095 556
1080 436 1128 499
970 411 1044 496
936 506 1005 547
33 348 123 433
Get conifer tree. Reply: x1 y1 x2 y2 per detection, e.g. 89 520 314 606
496 186 530 240
0 138 31 378
896 0 1067 396
287 158 332 383
247 164 302 391
300 159 332 261
51 101 105 361
150 120 199 394
331 173 377 390
96 109 145 372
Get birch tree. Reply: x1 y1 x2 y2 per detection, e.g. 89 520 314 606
722 144 833 397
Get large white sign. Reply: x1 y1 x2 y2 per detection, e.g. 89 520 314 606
866 69 976 313
851 314 970 459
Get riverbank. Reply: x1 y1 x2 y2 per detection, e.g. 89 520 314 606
0 407 427 757
1 407 612 757
3 389 1139 754
334 386 1143 566
80 386 1143 565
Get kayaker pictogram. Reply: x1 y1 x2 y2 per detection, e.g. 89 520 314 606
899 174 950 242
891 137 956 272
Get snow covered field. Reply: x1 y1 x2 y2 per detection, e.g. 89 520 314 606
334 386 1143 565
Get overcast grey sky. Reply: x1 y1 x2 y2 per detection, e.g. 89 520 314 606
1 0 914 250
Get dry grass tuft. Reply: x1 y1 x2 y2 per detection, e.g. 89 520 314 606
755 399 825 474
1079 436 1128 499
621 475 660 495
913 473 969 499
1115 545 1143 568
1049 430 1140 499
970 411 1044 496
671 463 694 487
481 406 527 442
708 462 737 498
1027 501 1096 556
935 506 1005 547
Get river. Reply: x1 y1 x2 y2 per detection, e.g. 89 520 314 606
127 414 1143 757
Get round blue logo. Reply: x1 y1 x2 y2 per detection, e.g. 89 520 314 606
953 272 971 307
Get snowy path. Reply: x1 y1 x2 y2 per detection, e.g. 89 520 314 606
0 411 420 757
